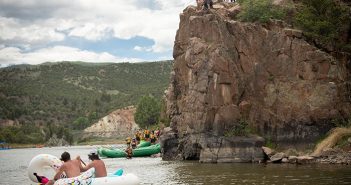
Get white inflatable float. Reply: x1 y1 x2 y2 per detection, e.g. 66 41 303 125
28 154 140 185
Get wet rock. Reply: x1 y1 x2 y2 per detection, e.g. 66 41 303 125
288 156 297 163
160 127 180 160
262 146 275 158
270 152 287 163
296 156 315 164
315 149 351 165
282 158 289 163
199 135 265 163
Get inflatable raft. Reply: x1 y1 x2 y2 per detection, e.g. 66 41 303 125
99 143 161 158
136 140 151 148
28 154 140 185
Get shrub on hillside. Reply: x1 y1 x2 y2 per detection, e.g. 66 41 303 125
294 0 350 51
237 0 288 23
135 96 160 128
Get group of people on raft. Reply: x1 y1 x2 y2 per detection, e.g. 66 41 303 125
34 151 107 185
124 129 160 158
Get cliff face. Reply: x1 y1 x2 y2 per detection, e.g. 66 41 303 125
84 106 139 138
162 4 351 161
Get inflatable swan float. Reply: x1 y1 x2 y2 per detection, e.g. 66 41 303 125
28 154 140 185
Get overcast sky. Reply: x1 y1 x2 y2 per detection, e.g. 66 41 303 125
0 0 195 67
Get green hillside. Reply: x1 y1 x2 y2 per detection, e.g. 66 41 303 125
0 61 172 144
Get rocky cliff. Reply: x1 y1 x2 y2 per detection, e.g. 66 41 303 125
84 106 139 139
161 3 351 162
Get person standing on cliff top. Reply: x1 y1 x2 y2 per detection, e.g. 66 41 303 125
196 0 204 10
203 0 213 10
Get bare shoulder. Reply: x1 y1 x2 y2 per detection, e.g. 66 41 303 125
60 163 67 170
73 159 80 164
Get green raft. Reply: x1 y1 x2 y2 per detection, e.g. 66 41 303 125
137 140 151 148
99 144 160 158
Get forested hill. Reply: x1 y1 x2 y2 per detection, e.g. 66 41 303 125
0 61 172 131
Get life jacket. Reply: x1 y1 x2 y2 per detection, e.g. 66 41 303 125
126 137 131 143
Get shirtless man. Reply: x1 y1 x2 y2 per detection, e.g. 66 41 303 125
47 151 81 185
76 150 107 177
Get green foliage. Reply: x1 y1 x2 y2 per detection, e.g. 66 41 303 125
0 125 44 144
294 0 350 49
0 61 172 134
73 117 90 130
135 95 161 128
224 119 251 137
332 118 351 128
264 136 277 149
237 0 287 23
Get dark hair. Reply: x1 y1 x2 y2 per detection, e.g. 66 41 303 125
88 153 100 161
60 152 71 162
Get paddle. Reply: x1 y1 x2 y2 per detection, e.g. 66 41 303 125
80 158 86 166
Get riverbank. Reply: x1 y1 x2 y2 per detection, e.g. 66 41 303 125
6 138 125 149
77 138 125 145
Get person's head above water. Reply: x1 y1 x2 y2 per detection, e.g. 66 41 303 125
88 150 100 161
60 151 71 162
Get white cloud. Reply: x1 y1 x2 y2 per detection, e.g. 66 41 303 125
0 0 195 65
0 46 142 66
0 17 65 46
133 45 152 52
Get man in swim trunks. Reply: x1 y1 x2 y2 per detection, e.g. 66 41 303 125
47 151 81 185
76 150 107 177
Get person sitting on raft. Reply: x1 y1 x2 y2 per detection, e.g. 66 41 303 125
125 137 132 147
125 146 133 159
76 150 107 177
47 151 81 185
131 138 137 149
144 129 150 141
135 131 141 145
150 132 156 144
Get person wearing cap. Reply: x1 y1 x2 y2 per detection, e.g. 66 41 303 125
47 151 81 185
76 150 107 177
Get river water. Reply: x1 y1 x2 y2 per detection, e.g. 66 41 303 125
1 145 351 185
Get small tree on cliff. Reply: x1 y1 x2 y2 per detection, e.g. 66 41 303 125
135 95 160 128
237 0 288 23
294 0 350 51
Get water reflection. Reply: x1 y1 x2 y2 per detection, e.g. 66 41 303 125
172 162 351 185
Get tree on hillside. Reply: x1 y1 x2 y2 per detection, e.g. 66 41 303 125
294 0 350 51
73 117 89 130
135 95 160 128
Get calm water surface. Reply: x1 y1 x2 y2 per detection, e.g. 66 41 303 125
1 145 351 185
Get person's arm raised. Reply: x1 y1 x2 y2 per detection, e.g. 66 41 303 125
76 156 86 171
76 156 92 172
81 162 93 172
53 165 65 181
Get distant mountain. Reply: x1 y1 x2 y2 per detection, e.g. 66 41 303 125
0 61 173 130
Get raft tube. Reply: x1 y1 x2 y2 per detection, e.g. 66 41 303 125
100 143 160 158
28 154 140 185
136 140 151 148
